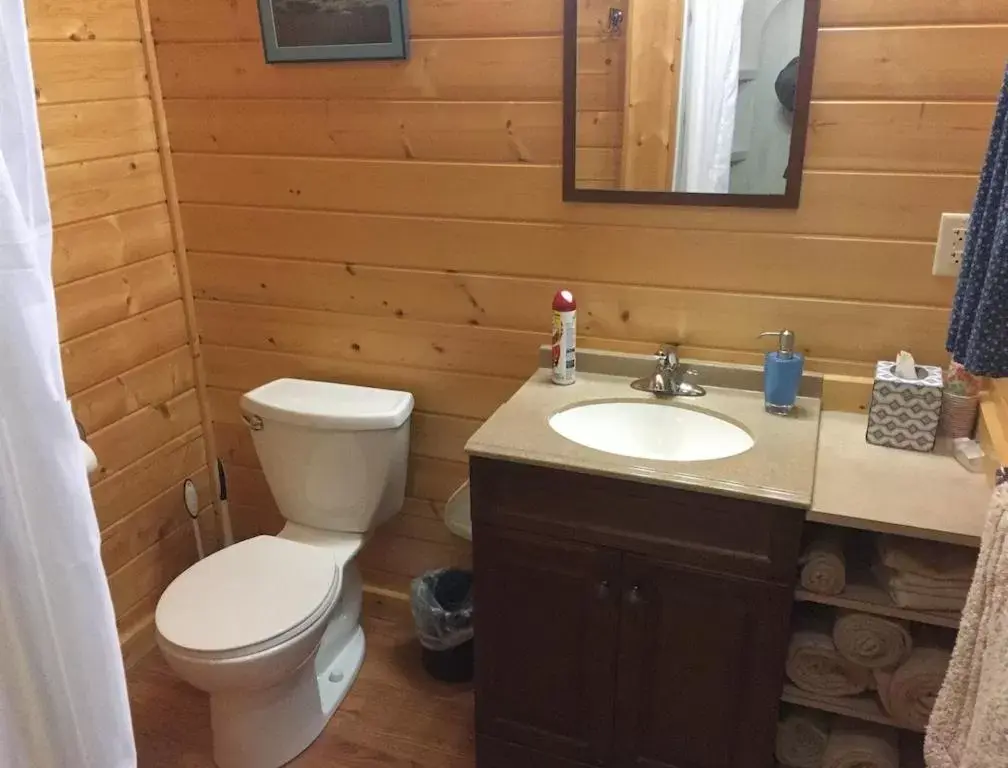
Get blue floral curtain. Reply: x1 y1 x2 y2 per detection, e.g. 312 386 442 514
947 65 1008 377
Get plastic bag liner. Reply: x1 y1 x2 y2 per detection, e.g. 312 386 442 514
410 568 473 651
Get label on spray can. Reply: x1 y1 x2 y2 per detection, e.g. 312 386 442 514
551 290 577 385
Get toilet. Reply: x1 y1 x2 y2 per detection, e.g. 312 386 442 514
154 378 414 768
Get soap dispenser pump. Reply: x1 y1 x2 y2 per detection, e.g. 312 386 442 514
758 330 804 416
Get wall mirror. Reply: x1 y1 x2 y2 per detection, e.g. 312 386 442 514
563 0 821 208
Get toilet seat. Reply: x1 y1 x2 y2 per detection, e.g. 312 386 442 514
156 536 340 659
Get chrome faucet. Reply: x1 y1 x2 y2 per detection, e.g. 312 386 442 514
631 345 706 398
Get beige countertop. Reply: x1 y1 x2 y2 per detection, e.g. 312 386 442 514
811 411 989 547
465 350 989 546
466 366 822 508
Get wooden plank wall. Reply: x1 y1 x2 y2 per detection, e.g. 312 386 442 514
26 0 217 663
149 0 1007 594
979 381 1008 475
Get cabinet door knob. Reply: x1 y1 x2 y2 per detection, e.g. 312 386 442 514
597 580 611 599
627 585 642 605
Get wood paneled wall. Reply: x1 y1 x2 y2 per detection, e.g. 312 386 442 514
149 0 1007 593
980 381 1008 474
26 0 217 663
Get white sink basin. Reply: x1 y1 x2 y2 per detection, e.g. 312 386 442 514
548 401 754 463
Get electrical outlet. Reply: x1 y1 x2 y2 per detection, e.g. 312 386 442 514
932 213 970 277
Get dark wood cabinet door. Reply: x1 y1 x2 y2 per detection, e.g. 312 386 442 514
613 556 792 768
473 524 622 766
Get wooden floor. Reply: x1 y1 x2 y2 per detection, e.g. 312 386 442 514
128 595 475 767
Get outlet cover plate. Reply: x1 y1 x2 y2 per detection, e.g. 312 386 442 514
933 213 970 277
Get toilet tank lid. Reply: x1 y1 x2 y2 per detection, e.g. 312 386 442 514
242 379 414 431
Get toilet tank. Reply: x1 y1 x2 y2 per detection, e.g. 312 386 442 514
240 379 414 534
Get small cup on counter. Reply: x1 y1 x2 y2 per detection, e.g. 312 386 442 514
938 391 980 441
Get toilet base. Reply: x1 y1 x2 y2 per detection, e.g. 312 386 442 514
209 626 366 768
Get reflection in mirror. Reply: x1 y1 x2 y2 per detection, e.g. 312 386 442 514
567 0 819 206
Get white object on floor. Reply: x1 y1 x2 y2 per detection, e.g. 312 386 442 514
0 3 136 766
548 401 754 463
445 482 472 541
155 379 414 768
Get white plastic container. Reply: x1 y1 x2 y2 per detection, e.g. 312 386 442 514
444 482 472 541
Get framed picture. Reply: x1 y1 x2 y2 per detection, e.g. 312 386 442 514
257 0 409 63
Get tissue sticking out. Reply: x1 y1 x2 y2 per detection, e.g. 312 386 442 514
894 351 918 380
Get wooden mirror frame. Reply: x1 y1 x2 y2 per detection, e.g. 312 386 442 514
562 0 822 208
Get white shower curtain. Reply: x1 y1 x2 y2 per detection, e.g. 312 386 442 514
676 0 744 193
0 2 136 766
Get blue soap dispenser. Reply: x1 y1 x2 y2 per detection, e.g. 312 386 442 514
759 330 804 416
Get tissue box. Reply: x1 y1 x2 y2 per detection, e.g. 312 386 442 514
866 361 943 452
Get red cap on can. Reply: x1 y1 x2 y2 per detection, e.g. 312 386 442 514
552 289 576 311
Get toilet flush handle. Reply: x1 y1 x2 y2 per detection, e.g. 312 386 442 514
242 413 264 432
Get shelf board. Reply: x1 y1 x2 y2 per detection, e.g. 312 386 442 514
778 736 923 768
780 684 924 733
794 569 961 629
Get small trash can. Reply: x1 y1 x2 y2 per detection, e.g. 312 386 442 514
410 568 474 683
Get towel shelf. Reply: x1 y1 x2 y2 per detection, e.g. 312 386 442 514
774 728 924 768
794 567 961 629
780 683 924 734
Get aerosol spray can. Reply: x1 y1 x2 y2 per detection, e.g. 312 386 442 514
551 290 577 385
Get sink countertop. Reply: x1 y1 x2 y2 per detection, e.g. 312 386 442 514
811 411 989 547
463 350 992 545
465 367 822 508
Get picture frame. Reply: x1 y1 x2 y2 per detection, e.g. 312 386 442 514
257 0 410 63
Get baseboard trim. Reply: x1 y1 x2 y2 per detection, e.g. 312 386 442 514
120 611 158 670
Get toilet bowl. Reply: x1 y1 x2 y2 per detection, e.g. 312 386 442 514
154 379 413 768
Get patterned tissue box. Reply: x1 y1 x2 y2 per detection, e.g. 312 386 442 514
866 361 944 452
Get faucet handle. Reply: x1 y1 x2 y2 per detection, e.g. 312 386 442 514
656 344 679 367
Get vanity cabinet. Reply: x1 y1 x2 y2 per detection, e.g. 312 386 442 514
614 556 792 768
470 457 805 768
474 527 621 765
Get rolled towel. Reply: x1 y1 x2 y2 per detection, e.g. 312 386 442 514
876 535 976 581
874 646 951 730
786 627 873 697
821 720 899 768
776 710 830 768
832 612 912 670
799 532 846 596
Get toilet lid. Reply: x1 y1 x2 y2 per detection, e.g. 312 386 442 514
155 536 338 654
